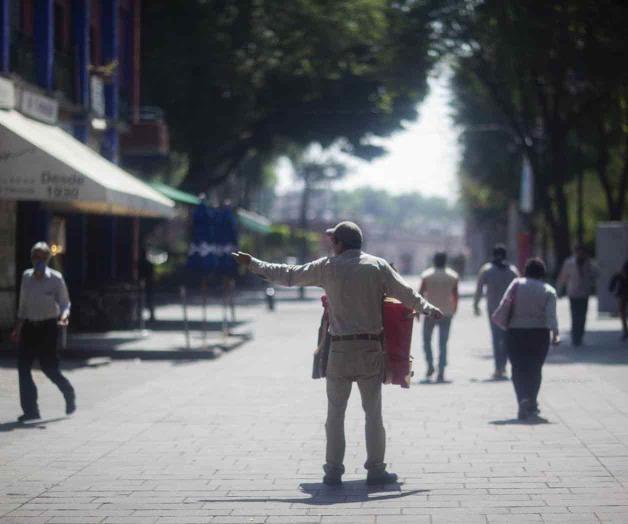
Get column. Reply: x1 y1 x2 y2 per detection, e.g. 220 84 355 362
34 0 53 91
130 0 140 123
100 0 118 281
72 0 90 142
0 0 9 73
101 0 118 162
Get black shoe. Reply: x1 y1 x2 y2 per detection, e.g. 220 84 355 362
65 394 76 415
366 471 398 486
426 364 435 379
492 369 508 380
518 399 531 420
17 412 40 423
323 474 342 486
436 370 445 383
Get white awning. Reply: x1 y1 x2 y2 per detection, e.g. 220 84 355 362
0 109 175 218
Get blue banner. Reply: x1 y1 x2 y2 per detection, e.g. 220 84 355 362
187 204 239 277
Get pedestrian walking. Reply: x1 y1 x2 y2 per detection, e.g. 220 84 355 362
557 245 599 346
419 252 459 382
232 221 443 486
492 258 560 420
139 247 156 322
473 244 519 379
609 260 628 341
10 242 76 422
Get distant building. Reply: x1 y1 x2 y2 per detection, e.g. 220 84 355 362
0 0 174 330
271 190 466 275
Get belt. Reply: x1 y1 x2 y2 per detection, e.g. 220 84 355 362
331 333 382 342
24 318 57 325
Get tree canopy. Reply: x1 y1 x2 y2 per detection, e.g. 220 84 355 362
438 0 628 262
142 0 435 193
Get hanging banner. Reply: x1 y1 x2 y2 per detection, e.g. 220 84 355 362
187 204 239 277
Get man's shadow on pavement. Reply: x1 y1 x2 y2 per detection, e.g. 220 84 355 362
0 417 67 432
489 416 552 426
416 379 453 385
201 481 428 506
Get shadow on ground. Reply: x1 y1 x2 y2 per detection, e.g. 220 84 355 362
0 356 112 370
200 481 427 506
0 417 67 432
146 319 245 332
490 416 552 426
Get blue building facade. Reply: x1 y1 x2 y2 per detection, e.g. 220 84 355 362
0 0 172 331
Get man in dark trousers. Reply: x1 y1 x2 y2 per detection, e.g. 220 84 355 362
11 242 76 422
233 221 443 486
473 244 519 379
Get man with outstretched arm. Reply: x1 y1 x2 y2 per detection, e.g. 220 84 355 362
233 221 443 486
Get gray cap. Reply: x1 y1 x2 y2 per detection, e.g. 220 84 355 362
325 221 363 248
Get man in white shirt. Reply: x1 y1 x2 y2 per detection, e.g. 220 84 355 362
557 245 599 346
11 242 75 423
233 221 443 487
419 252 459 382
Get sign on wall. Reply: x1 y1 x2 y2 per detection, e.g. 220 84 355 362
20 90 59 124
0 77 16 109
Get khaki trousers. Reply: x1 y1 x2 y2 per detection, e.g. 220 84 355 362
324 339 386 477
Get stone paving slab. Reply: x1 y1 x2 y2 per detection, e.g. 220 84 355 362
1 297 628 523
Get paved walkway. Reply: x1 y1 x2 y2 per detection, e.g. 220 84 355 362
1 295 628 523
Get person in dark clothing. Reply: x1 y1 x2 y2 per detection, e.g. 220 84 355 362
492 258 560 420
609 260 628 340
11 242 76 422
473 244 519 379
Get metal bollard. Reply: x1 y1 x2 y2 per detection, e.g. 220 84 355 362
139 280 148 337
265 287 276 311
180 285 190 350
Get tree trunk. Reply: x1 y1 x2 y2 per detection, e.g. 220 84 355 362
576 170 584 245
551 182 572 269
612 135 628 220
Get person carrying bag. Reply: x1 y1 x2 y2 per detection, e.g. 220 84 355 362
492 258 560 420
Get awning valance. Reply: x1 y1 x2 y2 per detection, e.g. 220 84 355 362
148 181 272 234
236 208 272 234
0 110 175 218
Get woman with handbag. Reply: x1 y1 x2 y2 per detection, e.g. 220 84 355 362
492 258 560 420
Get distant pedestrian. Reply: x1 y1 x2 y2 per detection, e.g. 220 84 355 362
10 242 76 422
232 221 443 487
473 244 519 379
492 258 560 420
557 245 599 346
609 260 628 341
139 248 156 322
419 252 459 382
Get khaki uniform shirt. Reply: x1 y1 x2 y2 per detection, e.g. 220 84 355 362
420 267 459 317
249 249 436 336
